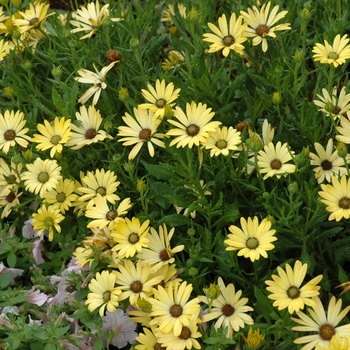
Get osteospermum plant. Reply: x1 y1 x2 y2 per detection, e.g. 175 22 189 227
1 0 350 349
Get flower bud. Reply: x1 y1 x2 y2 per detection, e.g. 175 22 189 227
187 7 199 22
294 50 304 63
168 25 177 36
206 283 221 299
129 38 139 48
246 131 263 152
288 181 299 195
136 178 147 193
324 101 335 114
272 92 282 105
337 141 348 158
187 228 195 237
137 298 152 313
3 86 13 98
119 87 129 101
188 267 198 277
51 65 62 80
23 149 33 162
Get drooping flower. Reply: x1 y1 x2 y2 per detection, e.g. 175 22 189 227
85 270 122 317
314 86 350 119
162 50 185 70
257 141 296 179
22 158 62 198
115 260 163 306
291 296 350 350
139 79 181 121
111 217 150 259
318 175 350 221
161 4 187 24
240 1 291 52
65 105 112 150
166 102 221 148
137 223 185 273
70 0 110 40
313 34 350 67
0 109 31 154
13 1 54 34
74 61 118 105
309 138 348 183
117 107 165 160
149 280 201 337
32 117 71 158
203 126 241 157
224 216 277 262
199 277 254 338
265 260 323 314
32 204 65 241
203 13 248 57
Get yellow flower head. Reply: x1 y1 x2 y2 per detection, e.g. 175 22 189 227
139 79 181 120
265 260 323 314
85 270 122 317
319 175 350 221
243 327 264 350
167 101 221 149
225 216 277 262
203 13 248 57
313 34 350 67
0 109 31 154
70 0 110 40
240 1 291 52
32 117 71 158
316 333 350 350
32 204 65 241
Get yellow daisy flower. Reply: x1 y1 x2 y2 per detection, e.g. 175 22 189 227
315 333 350 350
65 105 112 150
265 260 323 314
224 216 277 262
22 158 62 198
203 126 241 157
314 86 350 119
32 204 65 241
257 141 296 180
336 116 350 144
70 0 110 40
139 79 181 120
135 327 162 350
85 194 132 230
42 178 78 214
240 1 291 52
74 61 118 105
318 175 350 221
0 188 22 219
117 107 165 160
111 217 150 259
199 277 254 338
78 168 120 209
291 296 350 350
156 315 202 350
0 109 31 155
85 270 122 317
0 158 22 197
166 101 221 148
32 117 71 158
309 138 348 184
115 260 164 306
203 13 247 57
0 39 9 60
313 34 350 68
161 4 187 24
149 280 201 337
13 1 54 34
162 50 185 70
137 223 185 273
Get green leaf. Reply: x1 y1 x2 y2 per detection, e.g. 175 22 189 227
6 252 17 268
158 214 191 227
44 343 58 350
0 271 12 289
142 162 176 181
52 88 64 115
254 286 276 324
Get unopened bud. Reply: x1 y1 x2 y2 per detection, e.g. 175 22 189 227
130 38 139 48
136 179 147 193
272 92 282 105
246 131 263 152
294 50 304 63
337 141 348 158
206 283 221 299
137 298 152 313
188 267 198 277
168 25 177 36
119 87 129 101
324 101 335 114
51 65 62 79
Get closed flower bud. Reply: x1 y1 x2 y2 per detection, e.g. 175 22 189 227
137 298 152 313
136 178 147 193
299 8 311 21
188 267 198 277
272 92 282 105
119 87 129 101
51 65 62 79
187 228 195 237
23 149 33 162
288 181 299 195
324 101 335 114
294 50 304 63
247 131 263 152
206 283 221 299
337 141 348 158
164 104 174 118
302 146 310 158
130 38 139 48
3 86 13 98
168 25 177 36
187 7 199 22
